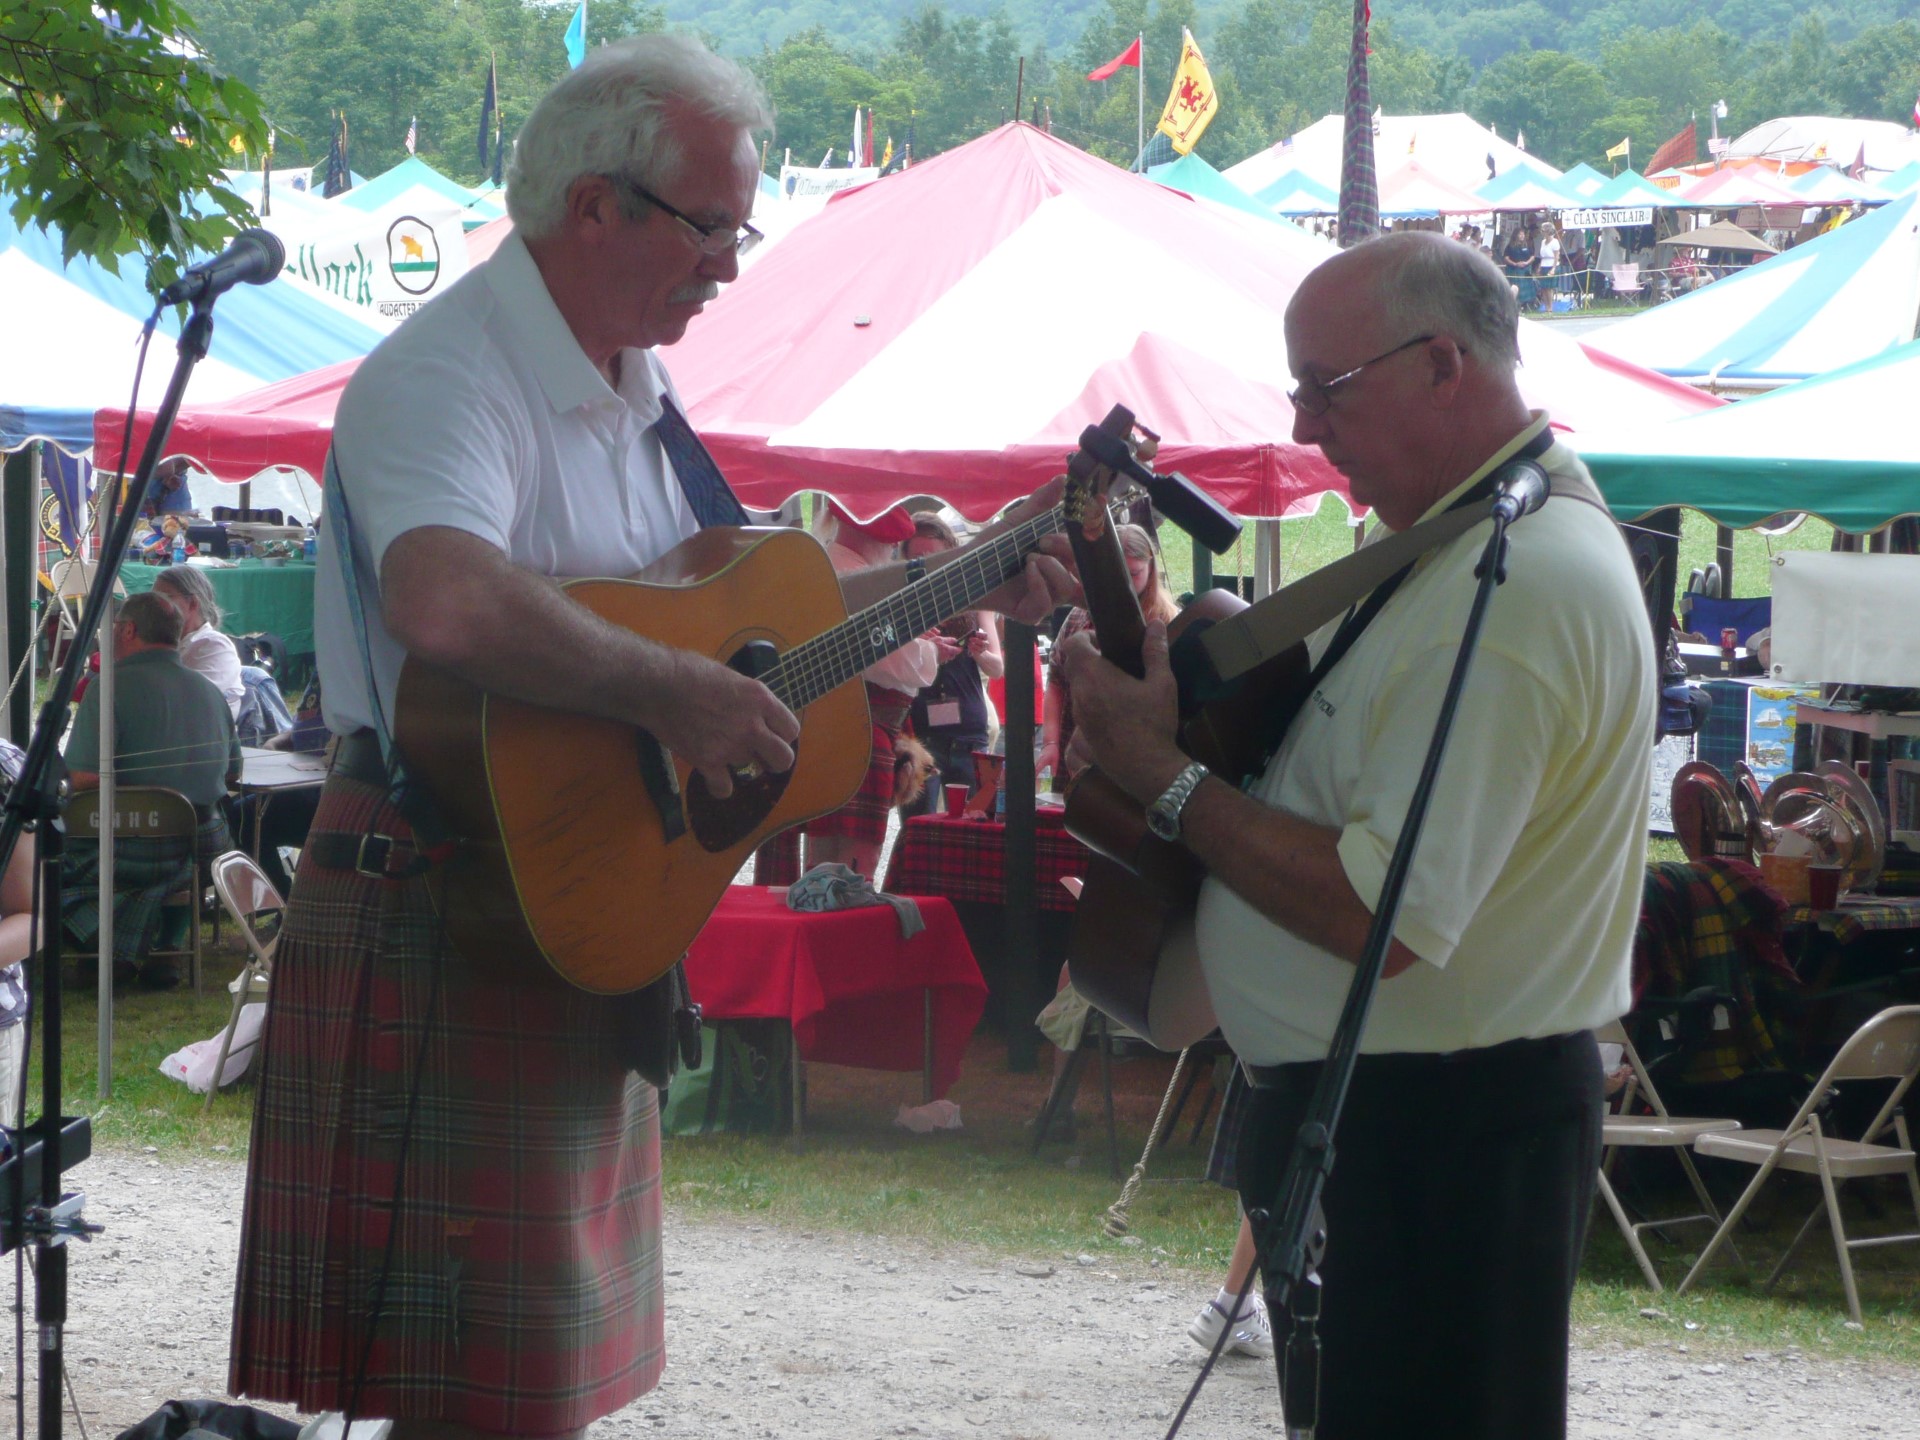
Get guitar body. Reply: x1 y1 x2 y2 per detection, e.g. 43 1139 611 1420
393 526 870 994
1065 587 1309 1035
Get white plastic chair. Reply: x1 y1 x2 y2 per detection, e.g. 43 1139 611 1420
1595 1018 1742 1290
1677 1005 1920 1325
204 850 283 1112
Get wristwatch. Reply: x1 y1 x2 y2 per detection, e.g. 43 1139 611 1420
1145 761 1210 843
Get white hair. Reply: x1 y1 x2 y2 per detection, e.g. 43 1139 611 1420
1373 231 1522 370
505 33 772 241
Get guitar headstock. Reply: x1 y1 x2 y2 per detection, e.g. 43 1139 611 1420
1064 404 1152 543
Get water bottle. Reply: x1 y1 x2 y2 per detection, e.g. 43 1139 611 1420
171 532 186 565
303 525 317 561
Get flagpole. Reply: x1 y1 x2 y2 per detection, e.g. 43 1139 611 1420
1136 32 1144 165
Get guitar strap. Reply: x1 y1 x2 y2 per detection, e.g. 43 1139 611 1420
1232 426 1563 766
653 394 751 527
1199 424 1570 683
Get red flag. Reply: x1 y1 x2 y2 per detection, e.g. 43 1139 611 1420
1087 37 1141 81
1645 121 1697 177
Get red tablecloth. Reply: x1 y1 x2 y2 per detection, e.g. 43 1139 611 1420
685 886 986 1097
880 807 1089 914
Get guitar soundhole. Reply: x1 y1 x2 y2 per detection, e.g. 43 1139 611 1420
685 744 796 852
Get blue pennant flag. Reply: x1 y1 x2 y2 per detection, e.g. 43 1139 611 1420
563 2 586 69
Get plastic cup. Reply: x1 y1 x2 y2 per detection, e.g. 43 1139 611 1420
945 783 967 817
1808 863 1844 911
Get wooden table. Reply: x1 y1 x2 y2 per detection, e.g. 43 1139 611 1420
684 886 987 1137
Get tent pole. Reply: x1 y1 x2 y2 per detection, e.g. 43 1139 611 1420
1715 525 1734 596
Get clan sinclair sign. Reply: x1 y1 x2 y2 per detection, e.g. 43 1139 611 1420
1561 206 1655 228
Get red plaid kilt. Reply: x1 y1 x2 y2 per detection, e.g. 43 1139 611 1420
805 683 912 845
230 773 664 1431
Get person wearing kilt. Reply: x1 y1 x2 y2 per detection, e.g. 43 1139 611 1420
229 35 1075 1439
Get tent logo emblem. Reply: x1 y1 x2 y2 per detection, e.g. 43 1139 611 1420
386 216 441 295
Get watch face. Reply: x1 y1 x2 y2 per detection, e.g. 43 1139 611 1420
1146 801 1178 842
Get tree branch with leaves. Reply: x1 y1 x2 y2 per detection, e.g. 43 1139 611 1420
2 0 268 293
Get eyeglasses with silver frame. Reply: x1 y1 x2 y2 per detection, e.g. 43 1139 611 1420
1288 333 1437 416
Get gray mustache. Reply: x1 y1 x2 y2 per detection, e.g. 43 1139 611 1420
670 280 720 305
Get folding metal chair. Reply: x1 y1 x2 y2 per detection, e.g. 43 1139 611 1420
1595 1018 1743 1290
65 786 204 992
204 850 283 1112
1677 1005 1920 1325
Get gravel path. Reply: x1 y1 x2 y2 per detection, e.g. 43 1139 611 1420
8 1147 1917 1439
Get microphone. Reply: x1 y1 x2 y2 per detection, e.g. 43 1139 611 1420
1489 458 1549 524
156 228 287 306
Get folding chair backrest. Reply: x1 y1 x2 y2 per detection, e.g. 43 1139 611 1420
1781 1006 1920 1143
1827 1007 1920 1083
65 786 198 841
211 850 284 967
1611 263 1642 292
1598 1017 1677 1121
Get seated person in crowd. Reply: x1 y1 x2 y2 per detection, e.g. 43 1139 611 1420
64 592 240 988
904 513 1003 812
152 564 244 719
140 456 196 520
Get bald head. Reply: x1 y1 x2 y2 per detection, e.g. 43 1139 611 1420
1284 231 1536 529
1289 231 1523 373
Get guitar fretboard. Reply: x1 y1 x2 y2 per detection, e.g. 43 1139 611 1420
761 506 1072 712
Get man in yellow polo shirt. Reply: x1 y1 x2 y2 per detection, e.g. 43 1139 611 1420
1060 231 1654 1438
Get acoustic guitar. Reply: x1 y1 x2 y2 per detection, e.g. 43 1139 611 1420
391 436 1133 995
1060 489 1310 1039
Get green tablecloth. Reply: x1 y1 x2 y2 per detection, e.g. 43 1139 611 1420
121 559 317 656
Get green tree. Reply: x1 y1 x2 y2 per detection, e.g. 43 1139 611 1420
1597 24 1739 138
1828 20 1920 124
2 0 268 286
1470 48 1609 167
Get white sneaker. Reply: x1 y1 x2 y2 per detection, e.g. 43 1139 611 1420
1186 1293 1273 1359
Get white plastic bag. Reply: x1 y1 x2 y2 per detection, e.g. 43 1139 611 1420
158 1002 266 1093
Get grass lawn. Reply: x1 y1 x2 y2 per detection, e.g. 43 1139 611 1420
30 938 1920 1371
1158 494 1835 605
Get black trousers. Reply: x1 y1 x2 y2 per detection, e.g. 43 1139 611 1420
1236 1030 1602 1440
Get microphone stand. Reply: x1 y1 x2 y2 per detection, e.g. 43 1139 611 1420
0 293 222 1440
1256 502 1527 1440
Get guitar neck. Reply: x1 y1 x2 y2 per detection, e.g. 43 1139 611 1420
763 507 1069 712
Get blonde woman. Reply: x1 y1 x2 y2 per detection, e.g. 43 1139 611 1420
1038 523 1177 780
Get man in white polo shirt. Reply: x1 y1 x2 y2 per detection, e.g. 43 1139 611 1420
1060 231 1654 1438
231 35 1071 1439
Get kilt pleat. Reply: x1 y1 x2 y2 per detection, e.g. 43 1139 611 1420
230 773 664 1431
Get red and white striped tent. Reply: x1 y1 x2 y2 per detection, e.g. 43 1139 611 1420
97 123 1720 513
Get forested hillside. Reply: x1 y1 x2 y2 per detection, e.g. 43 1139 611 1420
183 0 1920 195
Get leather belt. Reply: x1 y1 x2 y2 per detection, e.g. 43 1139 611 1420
307 730 431 880
304 828 429 881
333 729 390 786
